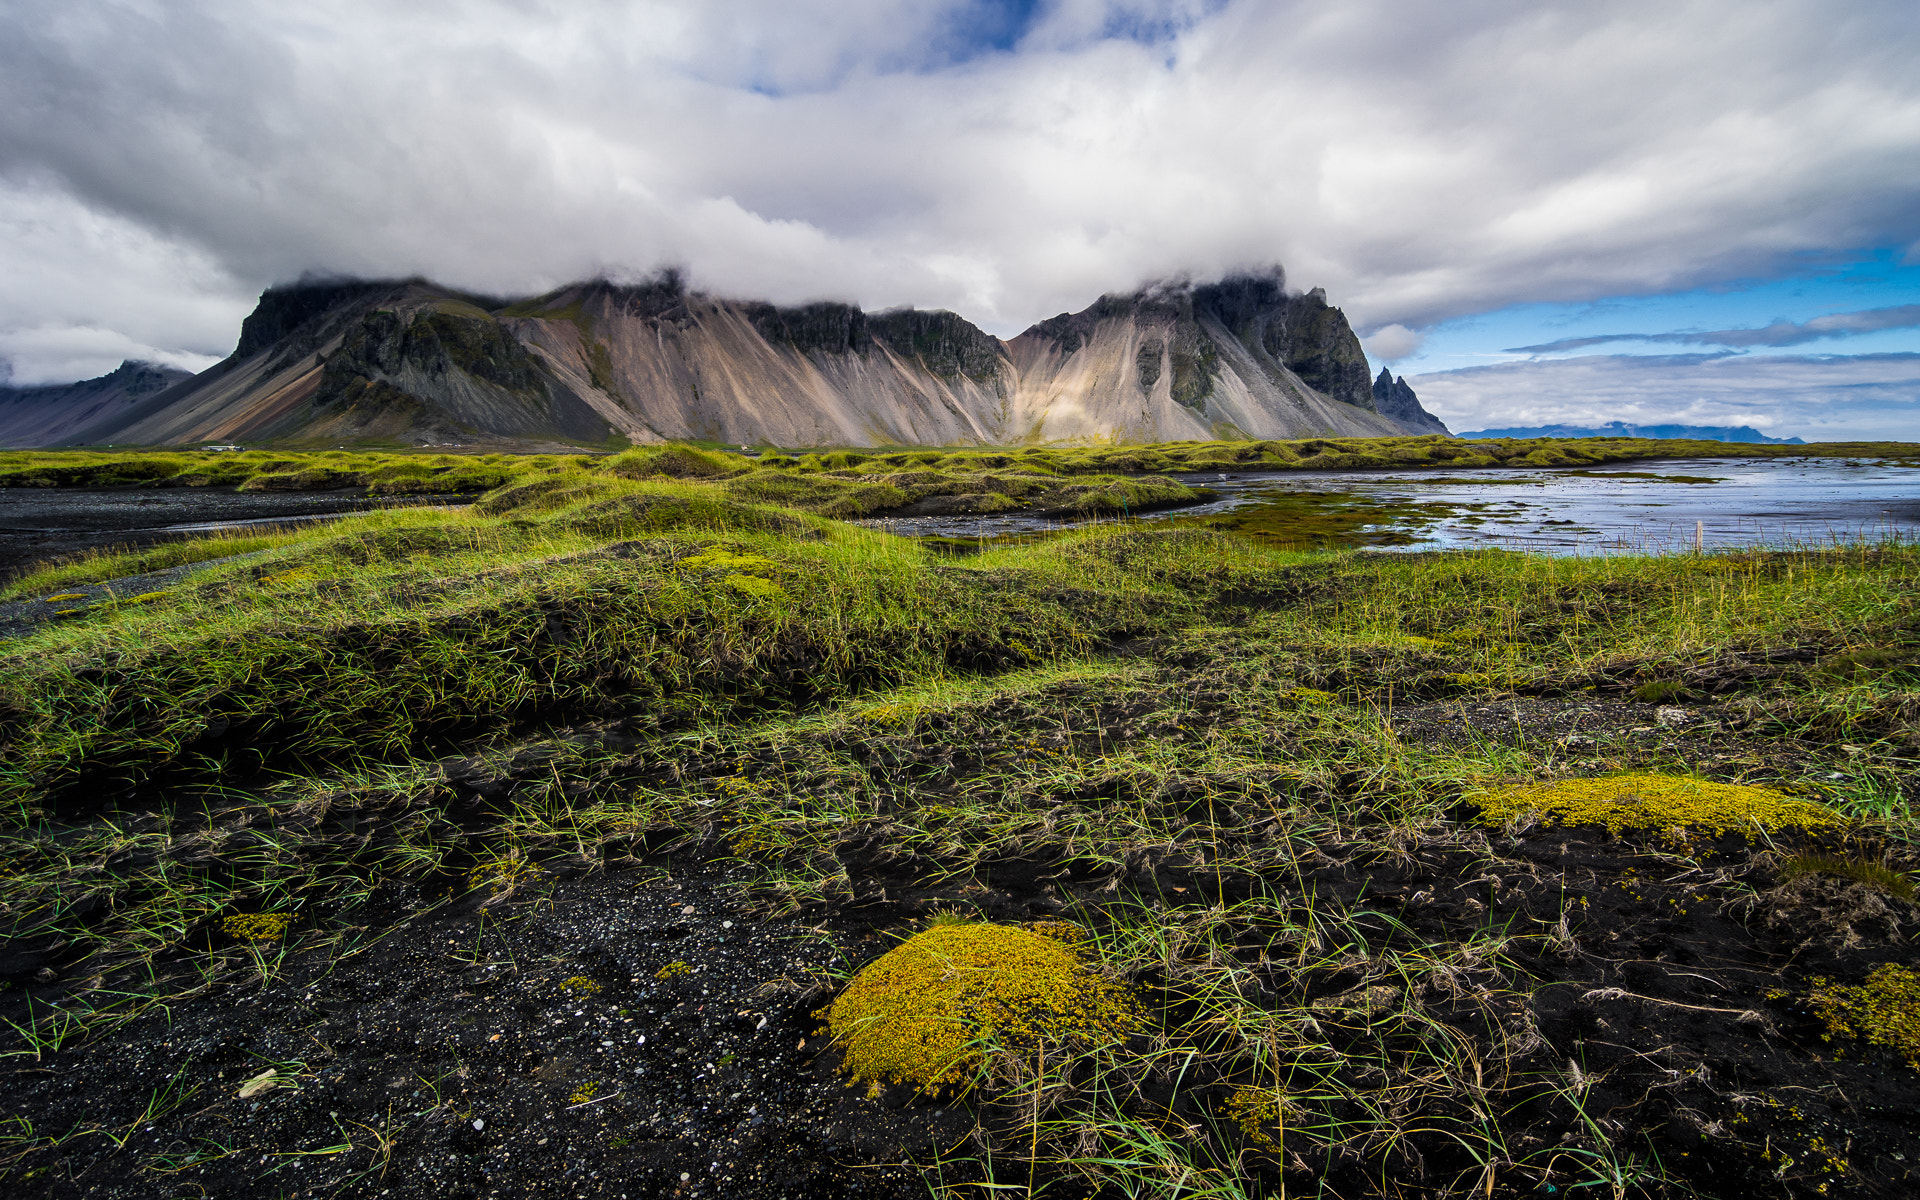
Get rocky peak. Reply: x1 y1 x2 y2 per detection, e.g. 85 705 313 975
1371 366 1452 437
99 360 192 395
232 279 403 361
866 308 1006 382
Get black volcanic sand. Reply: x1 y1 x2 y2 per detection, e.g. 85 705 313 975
5 643 1919 1200
0 487 465 580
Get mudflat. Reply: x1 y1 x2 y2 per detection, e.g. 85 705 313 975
0 487 431 578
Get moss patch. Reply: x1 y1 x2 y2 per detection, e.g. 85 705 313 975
1810 964 1920 1070
1475 772 1842 838
823 922 1140 1095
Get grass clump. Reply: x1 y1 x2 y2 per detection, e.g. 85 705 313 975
822 921 1141 1097
1782 851 1919 902
1809 964 1920 1070
1476 772 1842 838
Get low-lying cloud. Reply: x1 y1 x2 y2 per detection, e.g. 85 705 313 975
1362 323 1425 363
1409 352 1920 443
1506 304 1920 354
1 0 1918 383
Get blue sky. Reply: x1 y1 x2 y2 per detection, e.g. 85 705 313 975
1393 248 1920 440
1399 249 1920 372
2 0 1917 437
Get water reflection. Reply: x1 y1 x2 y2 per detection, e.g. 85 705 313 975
854 457 1920 554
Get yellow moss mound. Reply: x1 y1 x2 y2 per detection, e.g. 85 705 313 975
824 922 1140 1094
1475 772 1840 838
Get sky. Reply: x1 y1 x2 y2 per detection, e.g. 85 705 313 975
1 0 1917 439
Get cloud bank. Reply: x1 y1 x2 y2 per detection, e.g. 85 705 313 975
1505 304 1920 354
1 0 1918 386
1410 353 1920 443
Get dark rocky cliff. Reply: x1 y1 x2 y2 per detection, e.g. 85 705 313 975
1372 367 1451 436
230 279 399 363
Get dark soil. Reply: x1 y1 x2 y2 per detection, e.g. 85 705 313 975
4 861 940 1200
5 676 1918 1199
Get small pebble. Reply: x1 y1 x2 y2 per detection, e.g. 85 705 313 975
472 1119 485 1131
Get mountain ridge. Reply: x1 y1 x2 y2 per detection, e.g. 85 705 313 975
0 360 195 447
19 271 1450 449
1460 420 1803 444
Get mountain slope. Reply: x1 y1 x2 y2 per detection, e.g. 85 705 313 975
502 279 1005 447
64 270 1449 448
0 360 194 447
1002 275 1412 442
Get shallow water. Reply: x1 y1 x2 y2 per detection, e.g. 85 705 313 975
0 487 464 575
858 457 1920 554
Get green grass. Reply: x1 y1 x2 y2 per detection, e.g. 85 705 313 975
1 439 1917 1196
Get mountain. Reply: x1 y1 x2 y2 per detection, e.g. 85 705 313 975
0 360 194 447
1459 420 1804 444
1372 368 1450 436
51 270 1449 449
1002 274 1412 442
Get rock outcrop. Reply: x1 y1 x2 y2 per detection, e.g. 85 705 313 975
52 269 1453 448
1373 368 1451 436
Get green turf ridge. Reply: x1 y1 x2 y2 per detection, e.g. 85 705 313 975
7 431 1918 494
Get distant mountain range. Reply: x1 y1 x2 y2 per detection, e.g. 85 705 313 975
1460 421 1804 445
0 269 1449 448
0 359 193 446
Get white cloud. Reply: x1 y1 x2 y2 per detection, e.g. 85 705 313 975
0 177 249 383
0 324 220 385
1362 323 1424 362
1408 353 1920 442
0 0 1915 383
